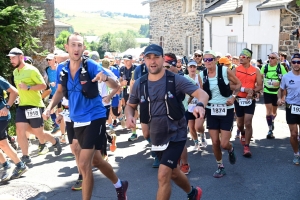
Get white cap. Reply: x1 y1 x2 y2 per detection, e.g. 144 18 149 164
7 47 24 57
46 54 55 60
188 60 197 67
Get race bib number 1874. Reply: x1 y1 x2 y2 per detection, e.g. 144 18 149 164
211 104 227 116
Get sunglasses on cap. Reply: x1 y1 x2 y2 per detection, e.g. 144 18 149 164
292 60 300 64
164 65 171 69
268 56 277 60
203 58 214 62
194 54 202 58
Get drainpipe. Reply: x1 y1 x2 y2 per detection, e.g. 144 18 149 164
204 15 212 49
200 0 203 50
284 4 300 19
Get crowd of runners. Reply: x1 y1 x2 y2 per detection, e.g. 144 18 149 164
0 32 300 200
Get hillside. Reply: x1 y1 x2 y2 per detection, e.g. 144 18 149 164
55 9 149 36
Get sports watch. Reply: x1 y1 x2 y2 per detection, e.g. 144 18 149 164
5 104 11 110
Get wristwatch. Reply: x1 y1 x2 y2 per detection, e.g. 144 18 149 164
196 102 205 108
27 85 31 90
5 104 11 110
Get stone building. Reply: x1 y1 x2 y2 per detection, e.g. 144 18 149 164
55 20 73 38
142 0 213 57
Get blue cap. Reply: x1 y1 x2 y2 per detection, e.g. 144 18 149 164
144 44 163 56
292 53 300 60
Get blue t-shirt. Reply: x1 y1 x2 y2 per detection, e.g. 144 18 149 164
111 95 119 107
0 76 11 121
46 66 57 95
134 64 148 80
56 59 109 122
110 66 120 78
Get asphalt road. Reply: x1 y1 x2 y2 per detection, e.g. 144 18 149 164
0 101 299 200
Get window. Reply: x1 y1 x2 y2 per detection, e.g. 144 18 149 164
248 0 261 26
183 0 195 13
228 36 246 56
251 44 273 61
186 36 193 56
159 36 164 48
226 17 233 26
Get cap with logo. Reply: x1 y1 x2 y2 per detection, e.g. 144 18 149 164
46 53 55 60
123 54 133 60
203 50 216 57
7 47 24 57
292 53 300 60
188 60 197 67
102 58 110 68
89 51 100 61
219 57 231 65
144 44 163 56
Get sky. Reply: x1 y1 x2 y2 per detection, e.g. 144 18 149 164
55 0 150 15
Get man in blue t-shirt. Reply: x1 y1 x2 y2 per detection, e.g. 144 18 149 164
0 76 28 181
43 33 128 200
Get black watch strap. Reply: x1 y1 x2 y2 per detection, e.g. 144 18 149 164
5 104 11 110
196 102 204 108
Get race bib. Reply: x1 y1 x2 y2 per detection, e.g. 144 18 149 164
151 142 169 151
59 110 71 122
25 108 41 119
188 98 198 113
211 104 227 116
291 105 300 115
127 86 130 93
267 80 272 86
238 98 252 106
73 121 91 128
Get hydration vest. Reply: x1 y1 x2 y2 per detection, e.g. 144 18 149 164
139 70 185 124
202 66 231 100
60 55 99 100
263 63 282 92
140 63 148 77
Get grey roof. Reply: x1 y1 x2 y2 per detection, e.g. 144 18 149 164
141 0 159 5
257 0 294 11
200 0 244 17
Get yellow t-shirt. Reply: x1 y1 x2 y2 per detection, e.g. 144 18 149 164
13 64 45 107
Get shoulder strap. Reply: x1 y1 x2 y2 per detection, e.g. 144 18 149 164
264 64 268 76
276 63 282 81
45 66 50 75
217 65 223 80
82 55 89 70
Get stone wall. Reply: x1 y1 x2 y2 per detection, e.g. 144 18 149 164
149 0 206 57
279 6 300 60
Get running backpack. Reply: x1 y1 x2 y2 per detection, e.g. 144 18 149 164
263 63 282 81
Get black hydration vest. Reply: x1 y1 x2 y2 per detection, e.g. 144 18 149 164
139 70 185 124
60 56 99 100
140 63 148 77
202 66 231 100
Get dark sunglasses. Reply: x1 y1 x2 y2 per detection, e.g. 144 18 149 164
46 59 52 61
268 57 276 60
189 65 197 68
194 54 202 58
292 60 300 64
203 58 214 62
139 58 144 61
164 65 171 69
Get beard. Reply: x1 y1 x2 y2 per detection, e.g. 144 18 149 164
13 60 21 68
149 65 163 75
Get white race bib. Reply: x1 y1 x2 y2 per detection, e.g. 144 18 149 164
238 98 252 107
25 108 41 119
151 142 169 151
73 121 91 128
187 98 198 113
291 105 300 115
127 86 130 93
59 110 71 122
211 104 227 116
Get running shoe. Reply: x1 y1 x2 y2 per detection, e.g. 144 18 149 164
228 147 236 164
152 156 160 168
21 155 32 164
109 128 116 136
11 165 28 180
1 164 13 182
192 142 200 151
213 167 226 178
51 126 60 134
201 137 207 148
293 154 300 165
236 130 240 138
243 146 252 157
188 186 203 200
120 117 126 129
128 133 138 141
116 180 128 200
38 145 49 155
9 136 18 150
60 134 67 144
266 131 275 139
110 133 117 152
240 134 246 146
53 137 62 156
180 164 191 175
71 179 83 191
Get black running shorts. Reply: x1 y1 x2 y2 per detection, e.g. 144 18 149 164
286 106 300 125
155 140 186 169
0 120 8 141
263 92 278 107
74 118 106 150
234 98 256 117
15 106 44 128
206 108 234 131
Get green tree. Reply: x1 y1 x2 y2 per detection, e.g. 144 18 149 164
55 31 71 50
0 0 45 79
297 0 300 6
139 24 149 38
110 30 138 52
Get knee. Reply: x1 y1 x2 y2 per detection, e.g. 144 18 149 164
78 160 91 172
211 139 220 147
244 121 252 129
291 132 298 140
0 141 6 149
220 141 229 149
158 169 171 184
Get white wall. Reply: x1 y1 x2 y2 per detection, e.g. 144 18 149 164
203 0 280 58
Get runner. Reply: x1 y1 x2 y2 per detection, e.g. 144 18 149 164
7 47 62 163
199 50 241 178
43 33 128 200
193 50 205 73
126 44 209 199
278 53 300 164
233 48 263 157
0 76 28 182
260 52 287 139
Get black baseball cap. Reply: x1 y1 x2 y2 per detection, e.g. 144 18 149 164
123 55 133 60
144 44 163 56
292 53 300 60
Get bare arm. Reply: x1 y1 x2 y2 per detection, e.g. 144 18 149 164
6 85 18 107
46 84 64 111
254 68 263 93
190 88 209 107
227 68 241 95
105 77 119 90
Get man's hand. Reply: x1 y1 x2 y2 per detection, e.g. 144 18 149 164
272 81 280 87
102 96 110 104
226 96 235 106
0 107 9 117
18 82 28 90
277 98 285 106
126 116 136 129
56 115 63 124
92 71 108 82
42 108 51 120
120 80 127 86
193 106 205 119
